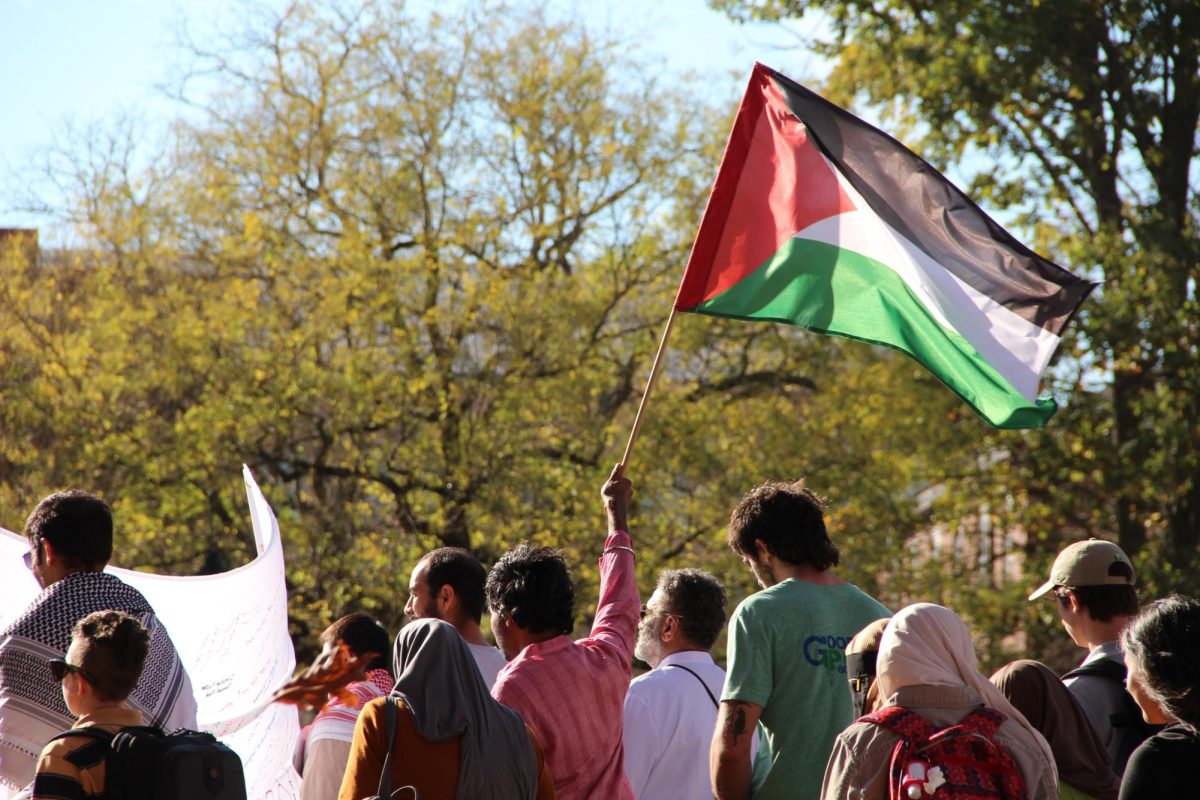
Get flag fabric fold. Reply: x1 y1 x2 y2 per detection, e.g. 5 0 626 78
675 62 1097 428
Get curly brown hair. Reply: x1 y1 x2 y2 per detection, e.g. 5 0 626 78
727 478 839 570
72 610 150 702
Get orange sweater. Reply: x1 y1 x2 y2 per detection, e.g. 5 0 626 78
338 697 555 800
32 707 144 800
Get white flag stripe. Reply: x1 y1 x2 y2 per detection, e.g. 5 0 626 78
794 162 1060 401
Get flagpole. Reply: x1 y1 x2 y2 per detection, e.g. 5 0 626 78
620 307 679 469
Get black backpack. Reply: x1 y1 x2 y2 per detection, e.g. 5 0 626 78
47 726 246 800
1062 657 1162 774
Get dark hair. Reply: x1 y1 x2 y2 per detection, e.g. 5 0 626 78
727 479 839 570
423 548 487 623
72 610 150 702
1055 565 1139 622
25 490 113 570
320 613 391 672
485 543 575 635
657 569 726 650
1121 595 1200 731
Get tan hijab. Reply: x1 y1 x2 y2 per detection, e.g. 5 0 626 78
875 603 1057 774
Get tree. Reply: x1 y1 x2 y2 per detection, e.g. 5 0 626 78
714 0 1200 663
2 0 1020 662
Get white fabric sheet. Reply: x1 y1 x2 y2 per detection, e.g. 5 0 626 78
0 466 301 800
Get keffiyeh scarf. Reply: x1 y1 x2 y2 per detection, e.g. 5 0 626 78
0 572 196 794
306 667 394 747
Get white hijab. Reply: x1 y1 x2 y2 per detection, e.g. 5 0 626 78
875 603 1057 772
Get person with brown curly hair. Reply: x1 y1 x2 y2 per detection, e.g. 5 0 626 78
712 479 889 800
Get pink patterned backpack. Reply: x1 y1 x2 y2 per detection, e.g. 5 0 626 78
862 705 1029 800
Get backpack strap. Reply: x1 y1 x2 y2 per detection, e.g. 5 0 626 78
938 706 1007 741
1063 656 1126 683
665 664 720 708
376 696 399 799
863 705 938 742
1064 656 1163 770
1063 657 1149 727
47 727 117 746
864 707 939 800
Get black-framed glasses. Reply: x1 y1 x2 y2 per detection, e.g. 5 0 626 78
640 604 685 621
49 658 93 684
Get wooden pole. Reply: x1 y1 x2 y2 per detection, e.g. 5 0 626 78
620 307 680 469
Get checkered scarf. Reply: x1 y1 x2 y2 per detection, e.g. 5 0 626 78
307 668 395 746
0 572 194 793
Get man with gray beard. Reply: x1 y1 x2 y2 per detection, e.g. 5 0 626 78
623 569 746 799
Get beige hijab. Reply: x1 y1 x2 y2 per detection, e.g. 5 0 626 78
875 603 1057 774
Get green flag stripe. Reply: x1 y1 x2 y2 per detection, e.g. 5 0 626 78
692 237 1057 428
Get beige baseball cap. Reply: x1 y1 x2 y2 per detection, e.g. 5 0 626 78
1028 538 1135 600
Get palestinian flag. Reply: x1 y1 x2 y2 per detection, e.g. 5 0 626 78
675 63 1097 428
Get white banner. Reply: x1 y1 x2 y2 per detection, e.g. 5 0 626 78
0 466 301 800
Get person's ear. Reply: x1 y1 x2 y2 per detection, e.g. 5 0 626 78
40 538 60 566
1066 590 1083 614
754 539 771 562
438 584 455 611
660 615 678 643
67 668 94 699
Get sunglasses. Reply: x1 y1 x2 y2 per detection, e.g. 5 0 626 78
639 604 686 621
49 658 93 684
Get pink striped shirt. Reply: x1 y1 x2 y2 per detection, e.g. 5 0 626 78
492 530 639 800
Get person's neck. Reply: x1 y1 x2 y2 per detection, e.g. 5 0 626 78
771 561 842 586
509 627 561 658
452 617 489 647
43 567 91 589
526 629 561 646
656 641 708 664
76 699 129 719
1080 616 1130 651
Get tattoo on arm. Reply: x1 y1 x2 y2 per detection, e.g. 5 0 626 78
723 702 750 745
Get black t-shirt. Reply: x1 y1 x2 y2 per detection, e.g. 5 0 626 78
1118 723 1200 799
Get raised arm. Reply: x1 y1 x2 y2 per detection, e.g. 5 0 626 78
590 464 639 657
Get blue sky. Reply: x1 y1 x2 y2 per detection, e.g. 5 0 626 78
0 0 822 230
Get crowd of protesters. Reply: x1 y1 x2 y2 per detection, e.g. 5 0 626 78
1 466 1197 800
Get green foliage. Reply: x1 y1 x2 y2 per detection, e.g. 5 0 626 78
713 0 1200 662
8 0 1173 670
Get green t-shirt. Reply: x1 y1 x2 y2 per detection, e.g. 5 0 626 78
1059 783 1101 800
722 578 890 800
